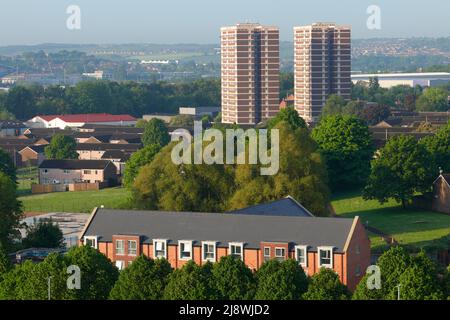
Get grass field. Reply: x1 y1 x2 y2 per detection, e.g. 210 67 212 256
19 187 131 213
332 191 450 251
16 166 38 196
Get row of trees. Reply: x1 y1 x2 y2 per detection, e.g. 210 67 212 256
1 244 447 300
0 79 220 120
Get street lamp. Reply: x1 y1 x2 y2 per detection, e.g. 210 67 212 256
396 284 401 300
47 276 53 300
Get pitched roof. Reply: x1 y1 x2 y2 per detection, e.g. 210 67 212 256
39 159 112 170
0 120 26 129
82 208 356 252
19 144 46 154
35 113 136 123
101 150 130 161
228 196 314 217
76 143 141 151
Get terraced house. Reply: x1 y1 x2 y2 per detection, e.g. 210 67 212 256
79 198 370 290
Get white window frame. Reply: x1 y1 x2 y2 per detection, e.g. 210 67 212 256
115 239 125 255
274 247 286 261
115 260 125 270
263 247 271 261
202 241 217 262
317 246 334 268
294 245 308 267
228 242 244 260
128 240 137 256
153 239 168 259
83 236 98 249
178 240 193 261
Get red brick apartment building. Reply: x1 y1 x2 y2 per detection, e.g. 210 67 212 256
79 200 370 290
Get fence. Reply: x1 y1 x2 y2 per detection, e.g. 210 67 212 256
31 182 107 194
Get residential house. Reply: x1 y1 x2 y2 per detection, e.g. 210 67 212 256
39 159 118 186
228 196 314 217
101 150 130 175
27 113 137 129
79 207 371 290
18 145 46 166
432 173 450 214
0 120 27 137
76 143 141 160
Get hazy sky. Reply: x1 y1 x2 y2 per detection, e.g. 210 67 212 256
0 0 449 45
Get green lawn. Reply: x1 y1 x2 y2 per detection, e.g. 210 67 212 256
16 166 38 196
332 191 450 251
19 187 131 213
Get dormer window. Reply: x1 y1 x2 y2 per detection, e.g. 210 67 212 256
294 245 308 267
153 239 167 259
179 240 193 260
229 242 244 260
84 236 98 249
318 246 334 268
202 241 216 262
275 247 286 261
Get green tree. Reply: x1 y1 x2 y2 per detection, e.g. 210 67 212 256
321 94 347 117
416 87 449 112
0 147 16 182
109 255 172 300
0 260 35 300
267 106 307 131
312 115 374 191
123 144 161 187
0 244 11 278
163 261 216 300
65 245 119 300
141 118 170 147
169 115 195 127
0 172 22 252
352 273 384 300
303 268 350 300
376 246 411 299
22 219 64 249
211 256 256 300
44 134 78 160
255 259 308 300
5 86 35 120
358 104 391 125
420 120 450 172
135 119 148 128
363 135 434 207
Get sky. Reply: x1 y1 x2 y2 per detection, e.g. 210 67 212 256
0 0 449 45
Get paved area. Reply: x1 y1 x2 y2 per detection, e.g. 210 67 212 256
21 212 90 247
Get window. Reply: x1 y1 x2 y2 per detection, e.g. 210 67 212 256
116 240 124 255
153 239 167 259
84 170 91 174
179 240 193 260
63 169 70 174
202 241 216 262
128 240 137 256
115 260 124 270
263 247 271 262
84 236 98 249
356 265 361 277
229 242 243 260
318 246 334 268
295 245 308 267
275 247 285 261
355 245 361 255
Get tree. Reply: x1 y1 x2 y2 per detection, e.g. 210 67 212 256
352 273 384 300
420 120 450 172
123 144 161 187
255 259 309 300
163 261 216 300
141 118 170 147
376 246 411 299
358 104 391 125
267 106 307 131
312 115 374 191
0 172 22 252
0 244 11 278
303 268 350 300
135 119 148 128
444 266 450 299
65 245 119 300
416 87 449 112
398 252 444 300
321 94 347 117
363 135 434 207
228 122 330 216
109 255 172 300
44 134 78 160
22 219 64 249
4 86 35 120
0 147 16 182
169 115 195 127
211 256 256 300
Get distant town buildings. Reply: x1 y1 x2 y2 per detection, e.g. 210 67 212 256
351 72 450 89
221 23 280 124
82 70 113 80
293 23 352 123
26 113 137 129
179 106 220 118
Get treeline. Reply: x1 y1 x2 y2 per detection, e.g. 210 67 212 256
0 79 221 120
1 245 448 300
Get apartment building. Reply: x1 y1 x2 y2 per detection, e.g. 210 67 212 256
80 206 370 290
221 23 280 124
294 23 351 123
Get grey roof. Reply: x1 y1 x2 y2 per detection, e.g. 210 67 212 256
39 159 112 170
0 120 26 129
228 196 314 217
76 143 141 151
82 209 356 252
